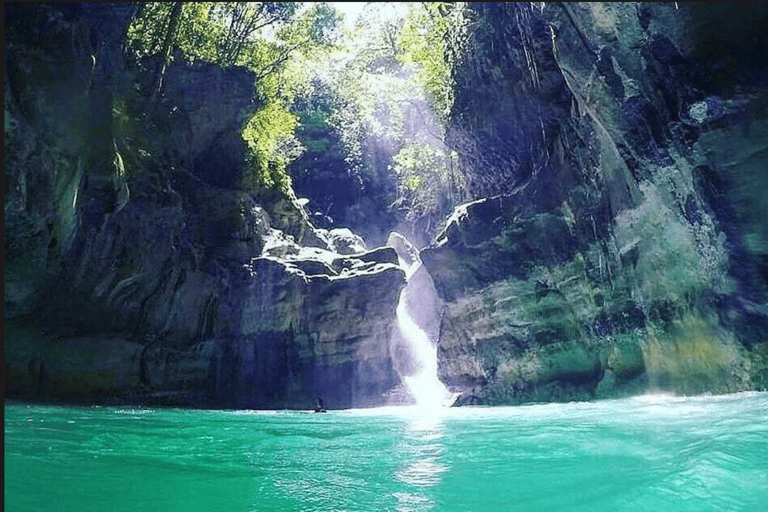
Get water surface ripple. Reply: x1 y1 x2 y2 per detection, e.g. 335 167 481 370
5 392 768 511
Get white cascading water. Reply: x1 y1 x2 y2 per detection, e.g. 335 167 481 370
396 297 453 407
388 233 457 409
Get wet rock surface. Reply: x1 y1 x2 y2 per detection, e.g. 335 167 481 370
5 2 768 409
426 2 768 404
4 3 405 409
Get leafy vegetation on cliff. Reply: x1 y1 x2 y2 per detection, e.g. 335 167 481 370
125 2 472 237
126 2 342 192
7 1 768 408
283 3 472 240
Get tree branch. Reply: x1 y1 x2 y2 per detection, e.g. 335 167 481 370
254 38 311 81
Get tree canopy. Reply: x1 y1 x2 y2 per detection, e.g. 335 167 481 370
286 3 471 235
126 2 342 192
125 2 471 237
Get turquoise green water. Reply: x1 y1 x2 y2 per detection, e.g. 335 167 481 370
5 393 768 511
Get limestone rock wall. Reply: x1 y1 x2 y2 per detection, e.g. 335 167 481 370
4 3 405 409
6 2 767 409
425 2 768 404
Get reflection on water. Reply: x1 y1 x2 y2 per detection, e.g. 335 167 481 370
394 414 449 511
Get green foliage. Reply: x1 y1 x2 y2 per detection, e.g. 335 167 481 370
397 3 471 121
211 2 299 66
126 2 343 194
125 2 469 218
281 3 472 233
277 3 342 51
391 142 464 223
309 15 437 178
296 100 342 156
127 3 222 62
241 102 300 192
246 3 342 106
126 2 302 66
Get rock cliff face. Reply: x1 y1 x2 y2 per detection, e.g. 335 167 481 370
5 3 404 409
423 3 768 404
6 3 768 409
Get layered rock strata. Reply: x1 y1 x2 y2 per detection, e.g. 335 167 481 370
5 3 404 409
424 2 768 404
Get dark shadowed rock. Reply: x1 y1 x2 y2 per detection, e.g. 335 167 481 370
4 3 406 409
6 2 767 409
427 2 768 404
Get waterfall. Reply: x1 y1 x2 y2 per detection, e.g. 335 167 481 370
395 295 454 407
388 233 457 408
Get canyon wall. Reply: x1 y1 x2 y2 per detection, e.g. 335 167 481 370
4 3 404 409
423 2 768 404
5 3 767 408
